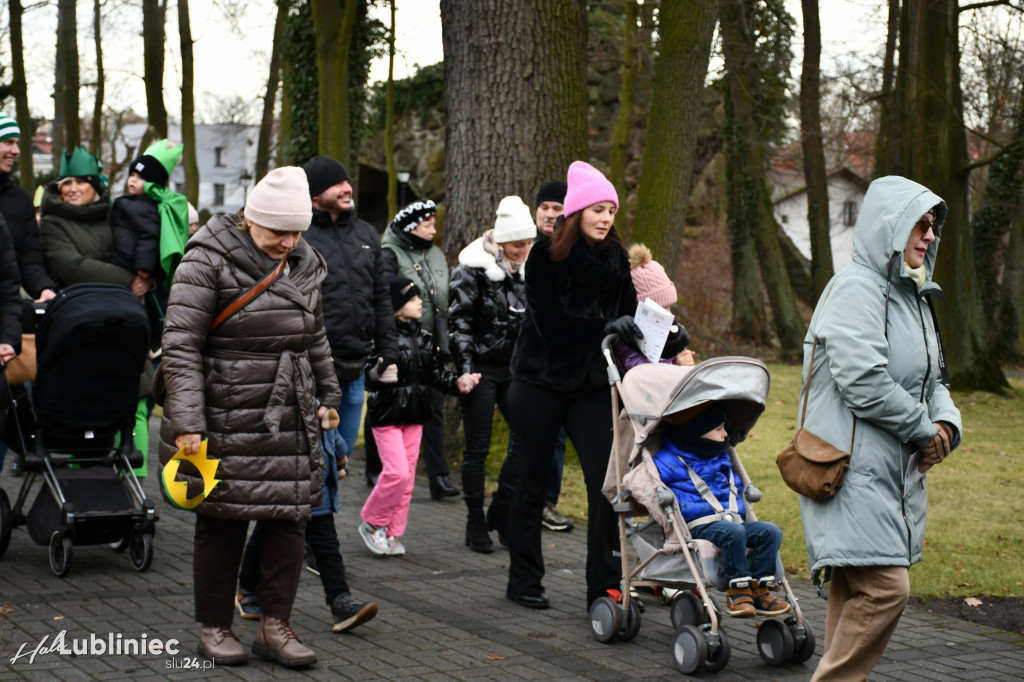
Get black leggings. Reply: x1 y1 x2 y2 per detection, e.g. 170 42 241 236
505 379 618 607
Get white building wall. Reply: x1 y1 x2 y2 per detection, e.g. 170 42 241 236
109 123 259 215
774 173 865 271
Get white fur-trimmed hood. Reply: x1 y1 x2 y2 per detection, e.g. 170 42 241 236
457 230 507 281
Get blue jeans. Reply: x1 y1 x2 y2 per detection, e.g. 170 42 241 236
336 373 365 458
689 520 782 582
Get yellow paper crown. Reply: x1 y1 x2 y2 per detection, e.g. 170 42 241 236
160 440 221 510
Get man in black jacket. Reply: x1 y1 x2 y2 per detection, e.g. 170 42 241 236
0 113 57 306
302 156 399 462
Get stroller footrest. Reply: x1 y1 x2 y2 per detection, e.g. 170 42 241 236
613 501 636 513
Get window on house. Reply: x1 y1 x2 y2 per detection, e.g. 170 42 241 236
780 214 789 224
213 183 225 205
214 147 226 168
844 200 858 227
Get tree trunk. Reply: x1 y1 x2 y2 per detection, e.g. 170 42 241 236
178 0 199 203
8 0 34 189
873 0 901 178
630 0 716 279
1000 210 1024 360
799 0 833 300
142 0 169 149
900 2 1007 391
972 69 1024 358
256 0 287 183
311 0 357 167
57 0 80 154
608 0 637 235
90 0 104 156
385 0 397 217
440 0 588 259
720 0 805 359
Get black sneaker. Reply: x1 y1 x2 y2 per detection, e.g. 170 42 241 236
304 545 319 576
542 503 574 532
330 594 378 633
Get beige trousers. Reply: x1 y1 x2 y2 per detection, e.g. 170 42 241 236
811 565 910 681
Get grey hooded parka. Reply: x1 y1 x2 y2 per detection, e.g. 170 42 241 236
798 176 962 586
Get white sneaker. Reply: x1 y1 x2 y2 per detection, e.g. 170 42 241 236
358 521 390 555
386 536 405 556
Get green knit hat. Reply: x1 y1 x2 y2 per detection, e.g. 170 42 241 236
0 112 19 142
58 146 106 194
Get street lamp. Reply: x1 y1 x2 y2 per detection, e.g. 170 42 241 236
397 169 411 207
240 170 253 205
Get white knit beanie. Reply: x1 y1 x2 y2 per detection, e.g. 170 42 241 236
492 196 537 243
243 167 312 232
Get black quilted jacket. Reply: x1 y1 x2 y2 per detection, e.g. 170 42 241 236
365 320 460 427
447 235 527 375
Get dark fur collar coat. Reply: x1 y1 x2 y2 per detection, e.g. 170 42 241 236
510 235 636 391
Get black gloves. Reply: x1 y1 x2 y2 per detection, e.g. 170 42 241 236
378 353 398 371
604 315 644 350
662 323 690 357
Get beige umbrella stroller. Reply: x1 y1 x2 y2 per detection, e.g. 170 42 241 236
595 342 814 674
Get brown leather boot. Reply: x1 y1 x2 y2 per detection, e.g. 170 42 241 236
252 616 317 667
197 625 247 665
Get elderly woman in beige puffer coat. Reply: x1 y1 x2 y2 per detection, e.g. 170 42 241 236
158 167 339 669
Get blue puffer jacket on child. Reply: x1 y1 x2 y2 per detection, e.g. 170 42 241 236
312 428 347 517
652 439 746 524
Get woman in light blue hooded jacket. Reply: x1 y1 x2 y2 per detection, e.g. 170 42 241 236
798 176 961 681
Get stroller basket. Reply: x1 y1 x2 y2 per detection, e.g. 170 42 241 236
28 468 138 546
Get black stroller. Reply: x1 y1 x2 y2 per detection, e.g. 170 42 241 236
0 283 157 576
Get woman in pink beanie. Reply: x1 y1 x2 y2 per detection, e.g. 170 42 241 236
499 161 688 613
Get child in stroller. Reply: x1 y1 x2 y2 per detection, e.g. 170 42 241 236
651 403 789 618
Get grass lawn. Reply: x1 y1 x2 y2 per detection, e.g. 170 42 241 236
483 366 1024 600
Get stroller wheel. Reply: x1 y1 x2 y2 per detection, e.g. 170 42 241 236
700 624 731 673
49 531 73 577
785 616 816 664
756 617 794 666
670 591 707 629
671 624 706 674
618 598 642 642
589 596 622 643
128 526 154 572
0 489 11 559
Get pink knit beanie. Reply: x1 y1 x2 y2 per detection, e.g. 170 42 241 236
563 161 618 217
244 167 312 232
628 243 677 307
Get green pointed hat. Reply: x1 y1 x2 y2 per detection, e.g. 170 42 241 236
131 139 183 186
59 146 103 178
58 146 107 194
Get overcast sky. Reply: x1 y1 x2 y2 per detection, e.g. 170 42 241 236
7 0 889 125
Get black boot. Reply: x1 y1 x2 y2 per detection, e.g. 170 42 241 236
462 468 493 553
429 474 460 500
485 483 512 548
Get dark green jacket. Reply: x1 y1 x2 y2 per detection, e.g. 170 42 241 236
39 184 133 289
381 226 449 343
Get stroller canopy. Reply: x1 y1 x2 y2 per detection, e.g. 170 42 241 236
619 357 770 445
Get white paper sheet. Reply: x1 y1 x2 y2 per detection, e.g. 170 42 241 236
634 298 674 363
904 451 924 497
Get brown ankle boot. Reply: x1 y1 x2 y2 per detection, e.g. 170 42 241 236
197 625 247 665
252 616 317 667
725 577 756 618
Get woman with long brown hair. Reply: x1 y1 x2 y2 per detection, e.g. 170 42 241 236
501 161 686 611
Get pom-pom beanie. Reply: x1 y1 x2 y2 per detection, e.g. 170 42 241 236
563 161 618 217
244 166 312 232
492 196 537 243
628 243 677 307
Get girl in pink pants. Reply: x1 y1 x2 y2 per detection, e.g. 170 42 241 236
358 276 478 556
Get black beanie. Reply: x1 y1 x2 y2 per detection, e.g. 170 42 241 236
388 275 421 312
130 154 169 186
303 156 350 197
388 200 437 234
536 181 567 207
